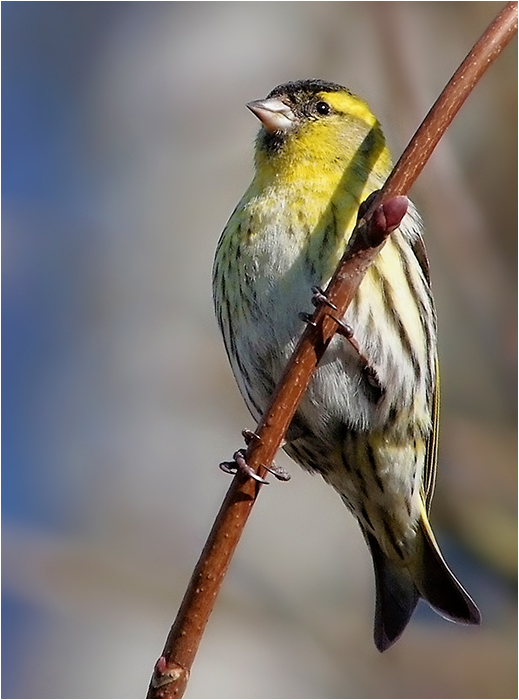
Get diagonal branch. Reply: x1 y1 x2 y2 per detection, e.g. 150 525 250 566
147 3 517 697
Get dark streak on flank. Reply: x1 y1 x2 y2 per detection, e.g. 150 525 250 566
382 518 405 559
366 441 385 494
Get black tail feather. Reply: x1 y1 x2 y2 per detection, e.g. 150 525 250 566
364 520 480 652
365 531 420 652
415 518 481 626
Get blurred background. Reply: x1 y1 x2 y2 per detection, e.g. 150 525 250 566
2 2 516 698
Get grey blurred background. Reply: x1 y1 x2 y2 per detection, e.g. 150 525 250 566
2 2 516 698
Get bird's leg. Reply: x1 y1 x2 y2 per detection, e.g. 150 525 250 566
328 317 384 401
219 430 291 483
301 286 385 402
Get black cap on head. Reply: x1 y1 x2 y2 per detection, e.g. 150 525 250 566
267 79 349 103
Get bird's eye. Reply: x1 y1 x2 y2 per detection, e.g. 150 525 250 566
315 101 331 116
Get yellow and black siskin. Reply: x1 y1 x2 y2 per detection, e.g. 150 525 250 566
213 79 480 651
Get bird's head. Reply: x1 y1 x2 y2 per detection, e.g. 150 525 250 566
248 79 389 181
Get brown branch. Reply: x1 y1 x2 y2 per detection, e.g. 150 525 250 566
147 3 517 697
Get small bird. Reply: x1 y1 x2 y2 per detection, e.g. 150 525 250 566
212 79 480 651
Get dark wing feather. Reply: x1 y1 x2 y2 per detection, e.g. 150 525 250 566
423 356 440 511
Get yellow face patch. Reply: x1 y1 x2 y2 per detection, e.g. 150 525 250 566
253 86 391 197
318 90 379 130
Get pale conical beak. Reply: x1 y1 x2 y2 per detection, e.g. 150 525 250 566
247 98 296 133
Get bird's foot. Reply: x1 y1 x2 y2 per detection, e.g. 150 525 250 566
310 285 337 311
219 431 291 483
219 449 269 484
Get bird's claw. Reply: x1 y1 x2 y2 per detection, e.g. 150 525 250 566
329 316 354 339
311 285 337 311
242 429 261 445
219 449 270 484
298 311 317 327
299 287 338 328
220 430 291 483
264 462 291 481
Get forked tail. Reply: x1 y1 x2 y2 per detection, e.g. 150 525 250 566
365 511 481 652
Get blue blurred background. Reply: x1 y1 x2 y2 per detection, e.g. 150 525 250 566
2 2 516 698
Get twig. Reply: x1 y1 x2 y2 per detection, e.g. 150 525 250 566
146 3 517 697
